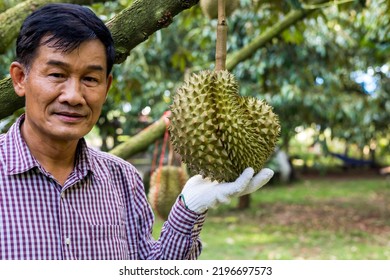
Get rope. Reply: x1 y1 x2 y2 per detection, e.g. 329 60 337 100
150 111 172 219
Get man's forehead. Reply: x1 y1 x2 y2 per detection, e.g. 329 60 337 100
35 39 107 67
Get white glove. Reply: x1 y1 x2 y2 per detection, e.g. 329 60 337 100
180 167 274 213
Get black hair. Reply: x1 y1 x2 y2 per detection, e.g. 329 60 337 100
16 3 115 76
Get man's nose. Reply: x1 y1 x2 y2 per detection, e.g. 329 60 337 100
58 79 85 106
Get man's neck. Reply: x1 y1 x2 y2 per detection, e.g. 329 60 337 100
20 122 79 186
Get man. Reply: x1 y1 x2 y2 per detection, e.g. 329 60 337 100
0 3 274 260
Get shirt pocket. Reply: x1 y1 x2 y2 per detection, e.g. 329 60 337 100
89 224 134 260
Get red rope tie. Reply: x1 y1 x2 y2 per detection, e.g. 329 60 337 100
150 112 172 219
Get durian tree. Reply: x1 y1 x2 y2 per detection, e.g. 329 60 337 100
1 1 388 222
0 0 332 152
1 0 389 166
1 0 389 212
111 0 388 164
260 0 390 163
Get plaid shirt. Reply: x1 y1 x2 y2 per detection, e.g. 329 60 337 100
0 115 205 260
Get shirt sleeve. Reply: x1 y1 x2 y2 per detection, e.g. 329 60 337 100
130 168 206 260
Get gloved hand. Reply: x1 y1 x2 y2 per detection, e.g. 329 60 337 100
180 167 274 213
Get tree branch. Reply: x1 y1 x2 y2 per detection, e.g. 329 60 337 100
226 0 329 71
109 113 169 159
106 0 200 64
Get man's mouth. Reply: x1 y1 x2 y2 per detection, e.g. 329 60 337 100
54 111 86 122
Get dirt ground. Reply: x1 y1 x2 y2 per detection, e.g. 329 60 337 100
257 169 390 239
259 198 390 235
297 166 388 180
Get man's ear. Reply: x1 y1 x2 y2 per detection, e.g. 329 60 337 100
105 74 113 100
9 62 27 97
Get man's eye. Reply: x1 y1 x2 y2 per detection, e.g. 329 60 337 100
49 73 65 78
83 77 99 86
84 77 98 82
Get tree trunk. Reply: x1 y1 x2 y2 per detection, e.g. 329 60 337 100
238 194 250 210
109 113 169 159
0 77 25 119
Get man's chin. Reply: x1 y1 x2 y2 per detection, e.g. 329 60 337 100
50 127 91 142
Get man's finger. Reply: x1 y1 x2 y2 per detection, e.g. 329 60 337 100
249 168 274 188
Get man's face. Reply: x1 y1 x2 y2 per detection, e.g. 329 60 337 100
11 38 112 144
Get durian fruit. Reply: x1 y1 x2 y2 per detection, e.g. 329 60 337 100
148 166 189 220
200 0 240 19
169 70 280 182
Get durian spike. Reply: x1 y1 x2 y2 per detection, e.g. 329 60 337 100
215 0 227 71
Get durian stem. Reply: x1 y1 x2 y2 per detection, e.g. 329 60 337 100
215 0 227 71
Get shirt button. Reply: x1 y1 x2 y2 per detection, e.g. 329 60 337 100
65 237 71 245
193 224 198 230
61 192 65 198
